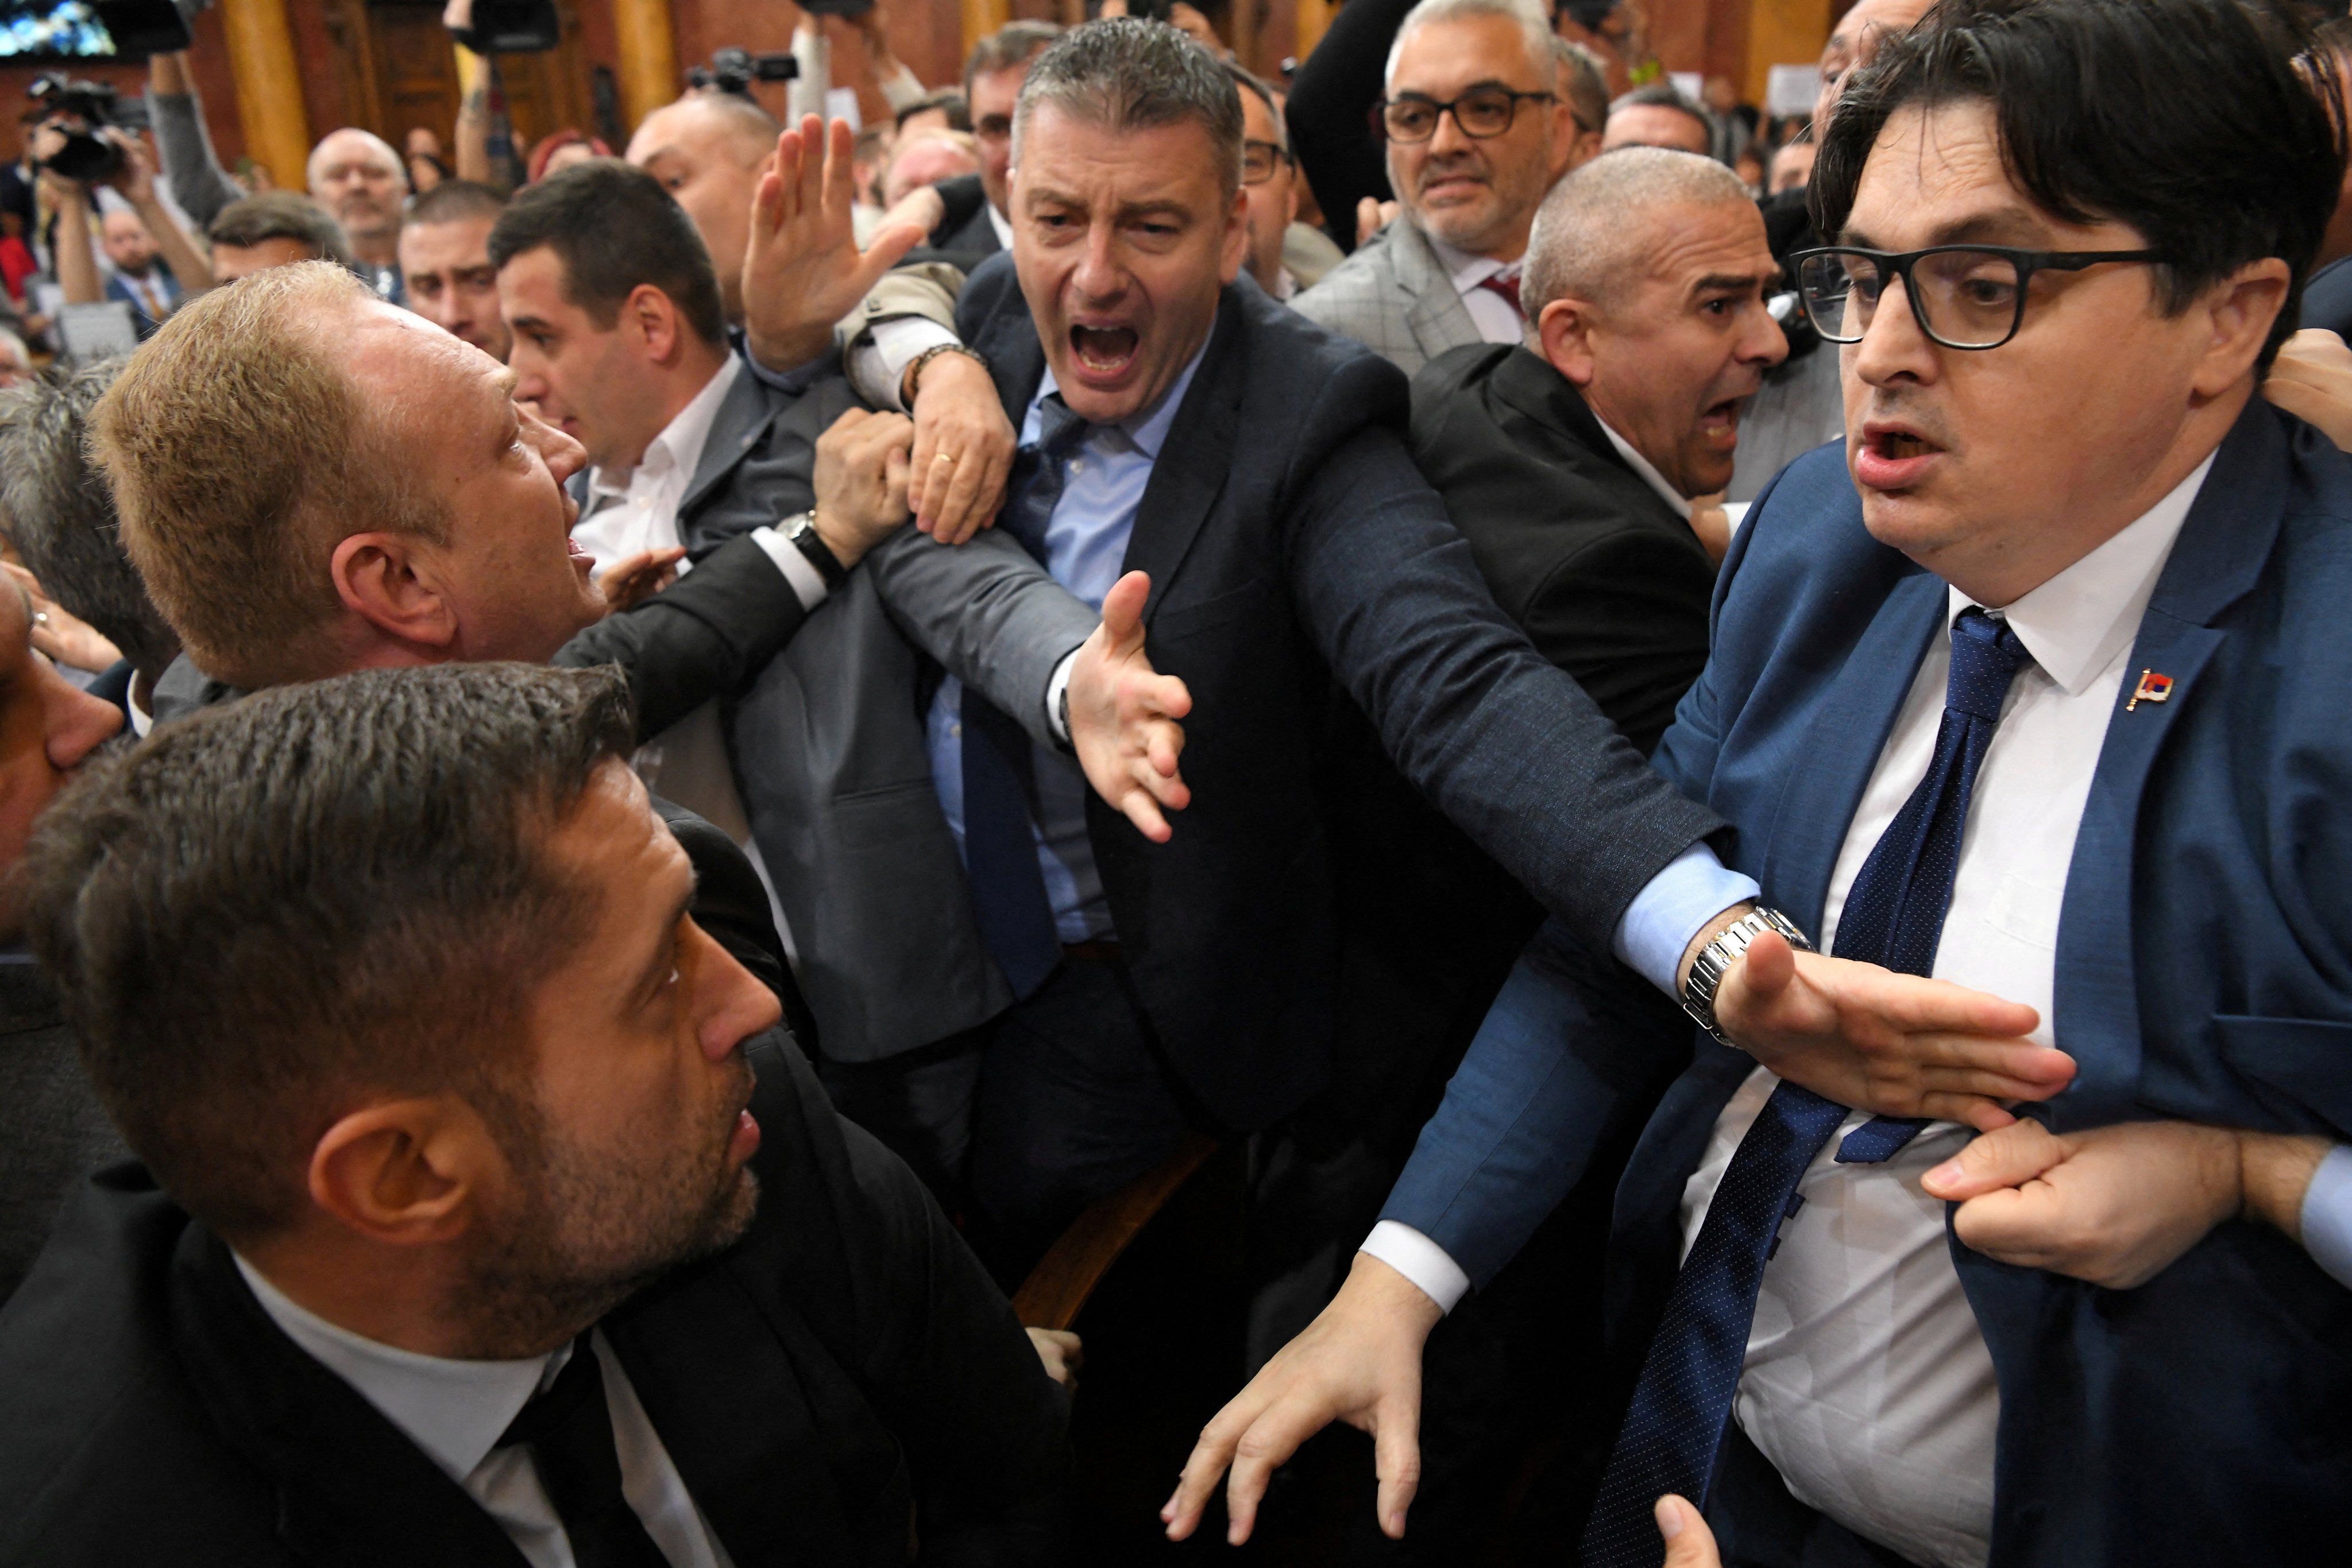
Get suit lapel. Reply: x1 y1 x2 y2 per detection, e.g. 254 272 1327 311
1389 222 1479 362
2049 401 2289 1127
166 1227 528 1568
1755 570 1945 932
677 366 782 521
1120 291 1243 618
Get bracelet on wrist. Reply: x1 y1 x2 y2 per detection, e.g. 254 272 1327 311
904 341 988 404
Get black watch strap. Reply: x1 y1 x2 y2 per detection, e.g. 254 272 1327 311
785 512 846 590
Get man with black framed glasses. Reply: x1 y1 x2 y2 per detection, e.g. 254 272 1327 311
1293 0 1594 374
1174 0 2352 1561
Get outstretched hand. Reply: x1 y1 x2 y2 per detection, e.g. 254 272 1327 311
1067 571 1192 841
1716 929 2070 1131
1165 1252 1442 1546
742 114 928 373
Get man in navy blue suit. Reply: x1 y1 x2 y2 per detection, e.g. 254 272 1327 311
1172 1 2352 1562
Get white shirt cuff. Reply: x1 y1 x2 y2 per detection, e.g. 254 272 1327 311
1360 1222 1470 1315
1610 842 1762 997
850 316 960 412
749 524 829 612
1045 648 1079 743
2301 1144 2352 1291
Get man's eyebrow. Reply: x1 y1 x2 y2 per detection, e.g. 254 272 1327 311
1844 208 2050 250
630 875 701 998
1691 271 1775 295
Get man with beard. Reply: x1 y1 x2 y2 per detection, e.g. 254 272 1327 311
308 127 410 302
401 179 511 364
1292 0 1590 374
0 662 1072 1562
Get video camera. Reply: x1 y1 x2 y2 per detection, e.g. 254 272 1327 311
687 47 799 98
25 72 132 183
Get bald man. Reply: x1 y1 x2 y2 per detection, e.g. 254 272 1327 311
626 91 787 326
307 127 407 302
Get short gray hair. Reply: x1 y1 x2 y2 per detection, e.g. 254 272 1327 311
1385 0 1555 91
1523 145 1755 318
0 358 180 677
1552 36 1608 133
1012 18 1245 198
967 18 1064 90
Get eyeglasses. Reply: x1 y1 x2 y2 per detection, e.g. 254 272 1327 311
1372 87 1556 144
1241 138 1291 186
1791 244 2168 351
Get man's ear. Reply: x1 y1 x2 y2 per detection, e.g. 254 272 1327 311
330 531 461 653
2192 256 2292 400
627 283 683 366
1546 98 1579 180
1220 183 1250 286
306 1094 502 1247
1538 295 1602 388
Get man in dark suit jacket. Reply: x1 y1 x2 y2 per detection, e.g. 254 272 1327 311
0 664 1070 1564
924 22 1060 265
872 21 2057 1285
99 257 917 1056
1175 2 2352 1559
1411 146 1784 756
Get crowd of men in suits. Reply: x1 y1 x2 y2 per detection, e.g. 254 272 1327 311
1 0 2350 1562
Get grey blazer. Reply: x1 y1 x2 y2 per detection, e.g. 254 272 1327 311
1290 217 1481 376
675 368 1099 1064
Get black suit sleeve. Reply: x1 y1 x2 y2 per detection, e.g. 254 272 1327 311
1516 531 1717 756
1285 0 1415 249
553 532 809 741
752 1036 1072 1565
1285 364 1725 952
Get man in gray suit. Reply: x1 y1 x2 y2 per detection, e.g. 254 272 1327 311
1293 0 1599 374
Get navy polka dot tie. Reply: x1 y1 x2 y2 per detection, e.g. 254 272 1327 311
1581 607 2031 1566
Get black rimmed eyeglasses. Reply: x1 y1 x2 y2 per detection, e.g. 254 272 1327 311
1371 87 1555 144
1790 244 2168 350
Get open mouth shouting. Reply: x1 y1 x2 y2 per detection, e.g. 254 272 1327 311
1698 397 1743 451
1069 320 1142 385
1855 419 1947 491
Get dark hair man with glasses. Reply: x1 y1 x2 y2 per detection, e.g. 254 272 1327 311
1227 64 1314 300
1174 0 2352 1561
1293 0 1592 374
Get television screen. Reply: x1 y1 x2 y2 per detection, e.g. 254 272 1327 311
0 2 119 60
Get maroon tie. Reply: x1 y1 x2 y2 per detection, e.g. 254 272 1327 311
1478 271 1523 316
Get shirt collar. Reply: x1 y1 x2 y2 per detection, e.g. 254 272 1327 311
234 1253 561 1484
1030 330 1213 461
1593 414 1691 512
1426 232 1514 292
986 200 1014 252
589 353 741 499
1947 450 2214 697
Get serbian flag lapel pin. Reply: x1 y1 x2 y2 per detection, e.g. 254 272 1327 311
2127 669 2175 711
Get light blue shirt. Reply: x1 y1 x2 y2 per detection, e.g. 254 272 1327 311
928 345 1210 942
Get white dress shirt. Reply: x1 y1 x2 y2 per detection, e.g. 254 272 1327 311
1596 416 1691 514
1427 234 1527 345
236 1257 735 1568
1675 454 2211 1567
987 199 1015 253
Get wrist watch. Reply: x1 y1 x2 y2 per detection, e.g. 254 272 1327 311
904 341 989 403
781 510 846 592
1680 906 1814 1047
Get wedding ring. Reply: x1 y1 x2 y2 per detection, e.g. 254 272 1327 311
933 453 956 465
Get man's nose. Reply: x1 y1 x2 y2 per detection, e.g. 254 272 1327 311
1073 225 1126 302
1852 275 1937 387
690 924 784 1063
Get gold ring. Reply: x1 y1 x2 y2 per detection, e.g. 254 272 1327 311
933 452 956 465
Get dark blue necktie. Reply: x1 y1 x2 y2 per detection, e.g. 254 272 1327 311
1582 607 2031 1567
959 396 1092 1000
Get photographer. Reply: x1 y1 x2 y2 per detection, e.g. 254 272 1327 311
33 120 211 336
